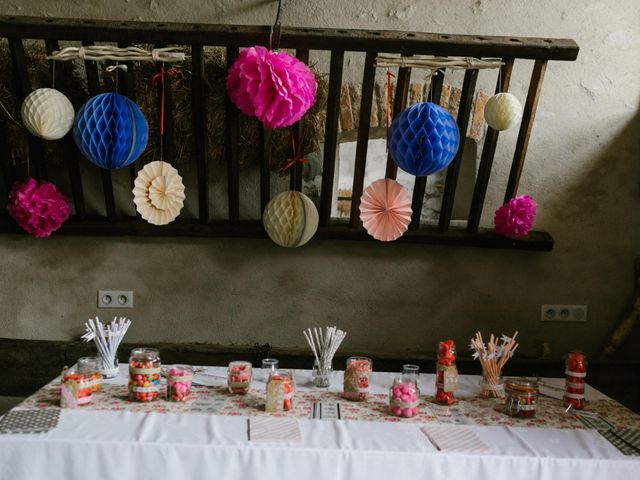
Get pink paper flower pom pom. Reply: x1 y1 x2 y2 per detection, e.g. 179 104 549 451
494 195 537 237
226 46 317 129
7 178 70 237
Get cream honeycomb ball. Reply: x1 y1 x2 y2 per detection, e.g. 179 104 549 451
262 191 319 248
483 92 523 131
21 88 75 140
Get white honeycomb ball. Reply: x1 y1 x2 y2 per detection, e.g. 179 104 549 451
263 191 319 248
21 88 75 140
483 92 523 131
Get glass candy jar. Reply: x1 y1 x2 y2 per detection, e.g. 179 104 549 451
266 370 294 412
61 367 93 408
128 348 161 402
505 378 539 418
389 377 420 418
435 340 458 405
564 350 587 410
343 356 372 401
402 364 420 387
228 361 252 395
77 356 102 393
166 365 193 402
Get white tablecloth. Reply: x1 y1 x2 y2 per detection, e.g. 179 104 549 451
0 367 636 480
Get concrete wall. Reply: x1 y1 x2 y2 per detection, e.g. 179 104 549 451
1 1 639 359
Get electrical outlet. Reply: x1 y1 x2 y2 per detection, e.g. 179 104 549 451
98 290 134 308
541 304 587 322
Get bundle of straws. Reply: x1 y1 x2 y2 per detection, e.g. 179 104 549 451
469 331 519 398
81 316 131 377
303 326 347 371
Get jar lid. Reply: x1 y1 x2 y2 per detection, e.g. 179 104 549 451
505 377 539 392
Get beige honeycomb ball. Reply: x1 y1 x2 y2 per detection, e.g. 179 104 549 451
21 88 75 140
483 92 523 131
263 191 319 248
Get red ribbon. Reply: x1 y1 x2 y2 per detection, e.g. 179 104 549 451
151 66 178 136
280 133 309 173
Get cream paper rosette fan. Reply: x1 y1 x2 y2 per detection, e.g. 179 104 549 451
133 161 185 225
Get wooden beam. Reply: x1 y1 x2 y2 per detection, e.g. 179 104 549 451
319 50 344 227
0 16 580 61
349 51 377 228
191 44 209 223
467 59 514 233
82 40 116 222
438 68 479 231
409 69 445 230
384 65 411 180
225 46 240 225
289 48 309 192
45 39 86 219
504 59 547 202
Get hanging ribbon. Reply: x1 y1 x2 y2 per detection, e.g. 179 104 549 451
385 69 396 152
280 132 309 173
151 65 178 137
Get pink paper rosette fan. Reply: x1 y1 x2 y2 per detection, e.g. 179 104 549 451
359 179 412 242
226 45 317 129
7 178 70 237
494 195 537 236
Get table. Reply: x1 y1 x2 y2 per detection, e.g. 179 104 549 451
1 366 639 480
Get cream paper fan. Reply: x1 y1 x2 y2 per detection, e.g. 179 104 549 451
132 161 185 225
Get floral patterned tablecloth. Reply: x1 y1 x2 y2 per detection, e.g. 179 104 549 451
17 380 640 430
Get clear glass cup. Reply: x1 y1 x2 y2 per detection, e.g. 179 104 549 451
312 359 333 388
166 365 193 402
261 358 278 381
228 361 252 394
402 364 420 386
128 348 161 402
77 356 102 392
343 356 372 401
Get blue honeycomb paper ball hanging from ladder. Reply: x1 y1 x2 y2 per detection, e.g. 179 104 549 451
73 93 149 169
388 102 460 177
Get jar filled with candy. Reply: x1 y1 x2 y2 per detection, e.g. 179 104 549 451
266 370 294 412
166 365 193 402
435 340 458 405
77 356 103 393
61 367 93 408
564 350 587 410
389 377 420 418
505 378 539 418
343 356 372 401
228 361 252 395
128 348 161 402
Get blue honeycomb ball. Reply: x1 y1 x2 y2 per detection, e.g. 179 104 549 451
388 102 460 177
73 93 148 169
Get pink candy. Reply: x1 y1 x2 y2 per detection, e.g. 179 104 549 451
166 367 192 402
389 380 419 418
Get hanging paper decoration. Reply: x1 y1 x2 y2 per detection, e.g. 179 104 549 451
20 88 75 140
359 179 412 242
73 93 148 169
484 92 523 131
494 195 537 236
226 46 317 129
263 191 319 248
132 161 185 226
7 178 70 237
388 102 460 177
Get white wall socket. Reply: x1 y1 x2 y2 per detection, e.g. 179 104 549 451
98 290 134 308
541 304 587 322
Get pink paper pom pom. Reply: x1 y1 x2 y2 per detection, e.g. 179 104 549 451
7 178 70 237
494 195 537 237
226 46 317 129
